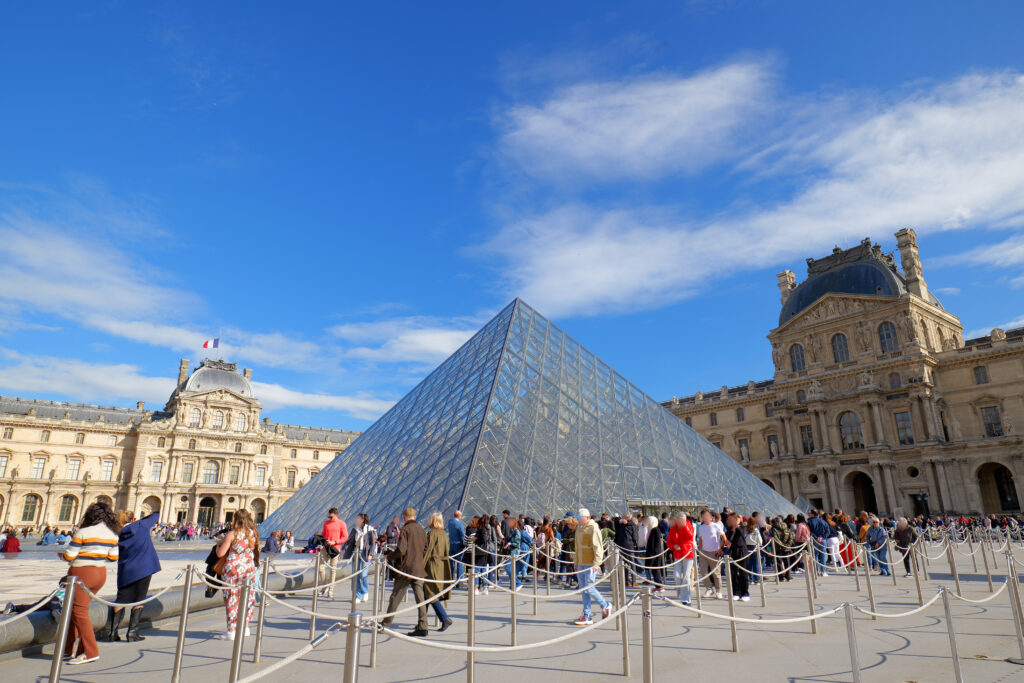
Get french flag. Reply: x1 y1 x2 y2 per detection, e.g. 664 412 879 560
202 338 220 349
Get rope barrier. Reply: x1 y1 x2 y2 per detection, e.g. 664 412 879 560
79 582 180 608
0 588 59 628
657 594 843 623
851 591 943 618
477 565 622 599
235 622 344 683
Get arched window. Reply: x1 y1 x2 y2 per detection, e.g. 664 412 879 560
313 450 320 460
889 372 902 390
21 494 40 522
202 461 220 484
709 413 718 427
189 408 201 427
235 414 247 431
838 412 864 451
58 495 77 522
188 438 196 450
796 390 806 405
212 411 224 429
157 436 166 447
790 344 806 372
234 442 242 453
878 321 899 353
259 444 268 455
831 333 850 363
736 408 745 423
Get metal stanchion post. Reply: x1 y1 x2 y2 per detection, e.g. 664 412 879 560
981 536 994 593
171 566 193 683
1008 553 1024 642
510 582 517 646
921 540 931 581
253 559 270 663
844 603 862 683
351 551 360 615
725 557 738 652
771 539 780 585
803 553 817 635
808 547 818 600
1005 555 1024 663
228 581 250 683
968 536 979 573
612 549 621 633
343 612 361 683
946 543 962 597
546 548 551 596
370 561 381 668
620 572 630 678
886 537 897 587
532 546 538 616
852 542 861 592
47 576 77 683
756 544 766 608
862 547 876 620
641 586 653 683
467 567 476 683
310 552 322 641
693 548 702 619
910 545 924 606
940 587 964 683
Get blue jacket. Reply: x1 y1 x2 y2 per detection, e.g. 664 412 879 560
117 512 161 588
808 516 831 540
447 518 466 550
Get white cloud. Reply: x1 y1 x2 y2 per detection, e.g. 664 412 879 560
941 233 1024 269
484 69 1024 317
0 348 391 421
933 287 961 295
330 316 482 365
964 315 1024 339
498 59 776 182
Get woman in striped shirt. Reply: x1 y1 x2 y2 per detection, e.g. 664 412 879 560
61 502 120 665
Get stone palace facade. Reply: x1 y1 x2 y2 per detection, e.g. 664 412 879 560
0 359 360 530
664 229 1024 518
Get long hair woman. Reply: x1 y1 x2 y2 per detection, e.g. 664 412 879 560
424 512 454 631
215 509 259 640
61 501 120 665
103 508 161 643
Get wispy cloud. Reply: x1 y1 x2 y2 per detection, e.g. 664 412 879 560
482 68 1024 317
498 59 776 182
252 382 393 421
330 315 484 365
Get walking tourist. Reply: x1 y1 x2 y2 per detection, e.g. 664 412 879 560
353 513 376 603
447 510 466 585
60 502 120 665
380 507 429 637
572 508 611 626
424 512 454 631
894 517 918 577
866 516 891 576
698 510 725 598
319 507 348 599
667 512 695 604
215 509 259 640
103 509 160 643
725 513 750 601
643 516 666 592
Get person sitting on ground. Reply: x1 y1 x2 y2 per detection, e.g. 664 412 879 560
263 530 281 554
1 530 22 553
40 527 57 545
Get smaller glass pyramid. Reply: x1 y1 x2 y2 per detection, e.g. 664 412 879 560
261 299 797 539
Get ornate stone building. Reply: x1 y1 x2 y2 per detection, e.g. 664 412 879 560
664 229 1024 517
0 359 360 529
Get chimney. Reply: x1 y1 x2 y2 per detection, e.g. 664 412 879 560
895 228 929 301
263 417 270 424
177 359 190 387
244 368 252 380
137 401 145 410
777 270 796 305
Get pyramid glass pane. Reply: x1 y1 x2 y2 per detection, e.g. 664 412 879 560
261 299 798 541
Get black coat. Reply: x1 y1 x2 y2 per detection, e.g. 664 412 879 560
645 526 666 567
614 520 638 551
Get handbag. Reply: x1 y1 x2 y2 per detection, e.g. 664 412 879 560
212 552 228 575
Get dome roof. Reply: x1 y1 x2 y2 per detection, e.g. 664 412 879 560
181 359 254 398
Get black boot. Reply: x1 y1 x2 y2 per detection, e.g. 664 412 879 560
105 608 124 642
125 608 145 642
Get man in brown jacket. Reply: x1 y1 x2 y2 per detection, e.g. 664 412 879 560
380 507 429 636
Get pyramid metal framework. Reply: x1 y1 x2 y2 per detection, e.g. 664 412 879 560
260 299 798 540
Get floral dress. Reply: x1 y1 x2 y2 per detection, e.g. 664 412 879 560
223 528 257 632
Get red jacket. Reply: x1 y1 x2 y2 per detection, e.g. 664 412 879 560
666 519 695 559
1 535 21 552
321 518 348 549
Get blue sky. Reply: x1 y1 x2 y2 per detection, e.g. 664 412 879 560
2 2 1024 431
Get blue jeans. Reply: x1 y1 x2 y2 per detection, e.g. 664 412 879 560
673 557 694 602
476 561 493 589
578 566 609 619
355 560 369 599
507 554 522 589
746 546 761 583
813 539 828 574
450 546 465 583
872 544 890 575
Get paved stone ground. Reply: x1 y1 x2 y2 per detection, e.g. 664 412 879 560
6 544 1024 682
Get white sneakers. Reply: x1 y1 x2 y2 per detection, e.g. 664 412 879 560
66 654 99 666
215 630 236 640
603 604 612 619
715 592 724 600
704 589 715 598
740 596 750 602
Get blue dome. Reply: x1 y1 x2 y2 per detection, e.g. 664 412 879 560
779 261 905 325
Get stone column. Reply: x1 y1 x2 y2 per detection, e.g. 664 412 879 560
783 416 797 457
872 464 890 514
825 467 840 510
862 402 878 447
882 464 900 516
917 395 935 442
909 397 929 444
871 401 887 447
933 460 955 514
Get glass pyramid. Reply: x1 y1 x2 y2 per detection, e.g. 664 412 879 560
260 299 798 540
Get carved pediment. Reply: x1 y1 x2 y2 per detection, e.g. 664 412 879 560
775 294 896 333
184 388 258 407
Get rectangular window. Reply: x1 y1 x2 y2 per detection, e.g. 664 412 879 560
75 433 85 445
58 496 75 522
764 403 774 418
40 430 50 443
2 427 12 439
974 366 989 385
286 470 296 488
766 434 780 458
108 435 117 447
230 464 240 485
0 454 8 477
67 460 81 480
894 411 915 445
101 461 115 481
32 457 46 479
151 461 163 482
182 462 194 483
800 424 815 455
981 406 1004 438
256 466 266 487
